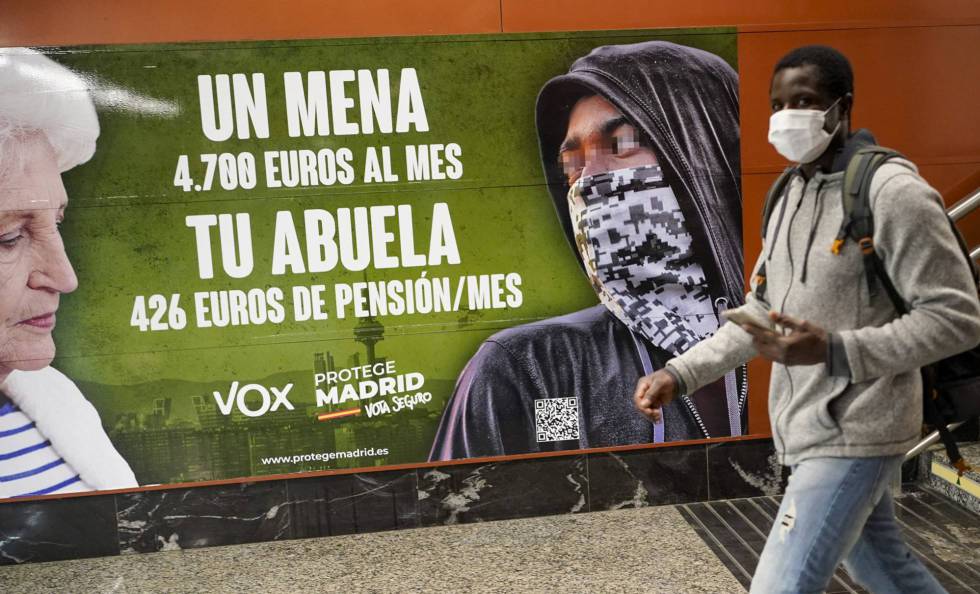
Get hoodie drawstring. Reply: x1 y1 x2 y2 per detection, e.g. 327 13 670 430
800 179 827 284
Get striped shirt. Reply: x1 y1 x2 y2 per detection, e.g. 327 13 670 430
0 392 93 499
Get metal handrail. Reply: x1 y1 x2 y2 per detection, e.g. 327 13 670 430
949 188 980 222
905 421 968 462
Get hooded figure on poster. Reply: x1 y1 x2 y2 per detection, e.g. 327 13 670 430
430 41 746 461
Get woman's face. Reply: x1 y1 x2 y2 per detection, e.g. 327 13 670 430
0 134 78 377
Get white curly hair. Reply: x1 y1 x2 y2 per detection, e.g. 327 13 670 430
0 47 99 176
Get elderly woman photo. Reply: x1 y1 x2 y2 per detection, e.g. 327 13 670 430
0 49 136 498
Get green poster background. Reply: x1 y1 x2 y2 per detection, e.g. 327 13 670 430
41 28 737 485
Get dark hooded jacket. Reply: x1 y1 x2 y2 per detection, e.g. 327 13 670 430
429 41 746 462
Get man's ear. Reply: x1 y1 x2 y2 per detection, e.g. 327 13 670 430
841 92 854 130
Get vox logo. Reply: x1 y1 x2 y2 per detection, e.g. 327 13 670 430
212 381 295 417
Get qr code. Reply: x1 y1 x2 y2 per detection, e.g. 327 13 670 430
534 397 580 443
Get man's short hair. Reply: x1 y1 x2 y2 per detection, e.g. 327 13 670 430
0 48 99 176
773 45 854 100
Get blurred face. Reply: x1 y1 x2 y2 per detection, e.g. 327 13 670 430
559 95 659 204
0 134 78 378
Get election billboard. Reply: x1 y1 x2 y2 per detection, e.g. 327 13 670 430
0 28 745 499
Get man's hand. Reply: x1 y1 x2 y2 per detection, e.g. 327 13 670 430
633 369 678 423
742 311 828 366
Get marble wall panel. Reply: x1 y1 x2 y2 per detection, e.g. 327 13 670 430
706 440 788 500
0 438 783 564
116 481 290 553
587 444 709 511
418 455 589 526
0 494 118 565
284 470 419 538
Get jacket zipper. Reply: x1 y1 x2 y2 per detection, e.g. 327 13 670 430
680 395 711 439
737 363 749 416
677 298 750 440
770 177 813 464
678 363 749 440
714 296 730 325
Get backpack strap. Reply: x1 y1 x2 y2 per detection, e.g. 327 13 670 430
922 370 969 477
754 167 797 302
836 146 906 302
761 167 796 242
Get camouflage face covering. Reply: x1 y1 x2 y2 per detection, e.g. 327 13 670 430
568 165 718 355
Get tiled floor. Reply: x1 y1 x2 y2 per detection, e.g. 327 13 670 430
681 489 980 594
0 505 745 594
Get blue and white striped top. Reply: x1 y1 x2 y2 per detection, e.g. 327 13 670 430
0 393 93 499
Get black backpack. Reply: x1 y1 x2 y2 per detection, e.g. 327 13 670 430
757 146 980 475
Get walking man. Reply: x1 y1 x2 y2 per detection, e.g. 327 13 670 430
634 45 980 592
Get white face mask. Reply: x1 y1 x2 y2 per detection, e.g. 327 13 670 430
767 98 841 164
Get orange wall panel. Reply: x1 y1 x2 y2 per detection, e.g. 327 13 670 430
0 0 501 46
738 25 980 174
502 0 980 32
918 164 980 247
11 0 980 48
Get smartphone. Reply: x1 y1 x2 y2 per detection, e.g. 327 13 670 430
721 308 774 330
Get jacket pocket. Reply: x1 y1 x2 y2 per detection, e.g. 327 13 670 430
816 375 850 431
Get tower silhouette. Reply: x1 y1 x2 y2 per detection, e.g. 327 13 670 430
354 315 385 364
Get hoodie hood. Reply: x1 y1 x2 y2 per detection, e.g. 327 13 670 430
831 128 878 172
535 40 743 308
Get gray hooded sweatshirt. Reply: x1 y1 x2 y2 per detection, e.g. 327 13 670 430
666 132 980 465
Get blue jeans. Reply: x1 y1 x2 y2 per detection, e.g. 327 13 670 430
750 455 947 594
